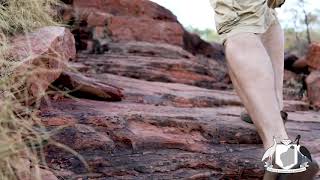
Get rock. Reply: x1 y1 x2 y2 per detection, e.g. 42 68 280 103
41 98 320 179
53 71 123 101
284 53 299 71
74 43 229 90
306 71 320 109
292 56 309 74
108 41 193 59
51 124 115 151
88 73 242 107
87 11 112 27
59 0 225 59
306 43 320 70
9 26 76 105
107 16 184 46
183 31 225 60
72 0 177 21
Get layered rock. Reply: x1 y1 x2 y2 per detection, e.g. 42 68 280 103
53 71 123 101
9 26 75 104
59 0 223 59
35 1 320 179
74 42 230 90
41 85 320 179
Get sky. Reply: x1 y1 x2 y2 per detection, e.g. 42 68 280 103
150 0 320 31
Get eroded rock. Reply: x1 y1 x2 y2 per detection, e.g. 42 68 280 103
10 26 75 104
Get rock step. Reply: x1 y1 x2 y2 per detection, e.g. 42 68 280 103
41 99 320 179
47 146 264 179
75 49 229 90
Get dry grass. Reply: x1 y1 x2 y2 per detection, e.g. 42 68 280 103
0 0 65 179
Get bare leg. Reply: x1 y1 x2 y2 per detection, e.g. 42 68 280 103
260 21 284 111
224 32 288 149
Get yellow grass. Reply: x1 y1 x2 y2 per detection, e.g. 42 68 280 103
0 0 62 179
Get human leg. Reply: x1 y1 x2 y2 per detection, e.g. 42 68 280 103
260 21 284 111
224 32 288 149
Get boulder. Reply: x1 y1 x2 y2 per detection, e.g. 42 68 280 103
306 43 320 70
306 71 320 109
10 26 76 105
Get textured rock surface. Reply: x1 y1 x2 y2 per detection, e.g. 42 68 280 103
38 1 320 179
306 43 320 70
53 71 123 101
41 93 320 179
75 42 230 90
42 45 319 179
10 26 75 104
60 0 222 59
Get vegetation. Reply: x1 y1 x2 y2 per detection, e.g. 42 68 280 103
0 0 60 179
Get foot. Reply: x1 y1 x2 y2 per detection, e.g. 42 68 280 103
263 139 319 180
241 110 288 124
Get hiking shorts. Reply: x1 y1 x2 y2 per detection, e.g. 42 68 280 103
210 0 278 45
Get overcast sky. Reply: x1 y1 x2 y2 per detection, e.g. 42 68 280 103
150 0 320 31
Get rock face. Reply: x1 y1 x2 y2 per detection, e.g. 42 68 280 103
10 26 75 104
60 0 222 59
306 43 320 70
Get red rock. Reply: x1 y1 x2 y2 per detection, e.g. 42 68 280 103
87 11 112 26
73 0 177 21
42 98 320 179
306 43 320 70
75 42 229 90
59 0 224 59
10 27 76 105
53 71 124 101
306 71 320 109
107 16 184 46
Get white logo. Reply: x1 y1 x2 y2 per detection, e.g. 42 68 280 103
261 136 311 173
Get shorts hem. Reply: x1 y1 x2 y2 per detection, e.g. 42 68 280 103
220 18 278 46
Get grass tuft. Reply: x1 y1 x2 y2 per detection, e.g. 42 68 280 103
0 0 63 179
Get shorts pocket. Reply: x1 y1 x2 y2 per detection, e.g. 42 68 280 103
213 0 240 35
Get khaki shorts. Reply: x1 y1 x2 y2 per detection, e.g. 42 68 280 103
210 0 278 44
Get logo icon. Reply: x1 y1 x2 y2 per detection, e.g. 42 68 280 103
261 135 312 173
